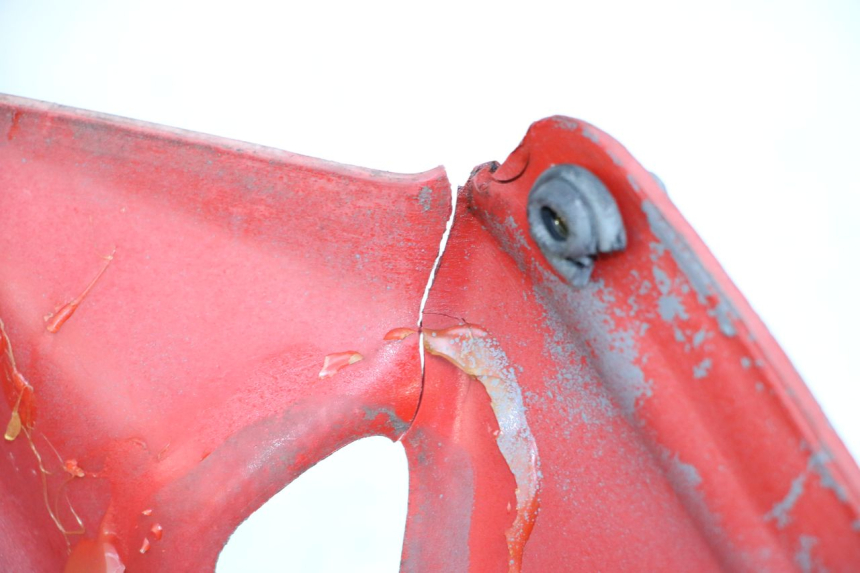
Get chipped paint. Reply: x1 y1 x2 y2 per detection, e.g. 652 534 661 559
418 186 433 212
766 473 807 528
642 201 738 337
659 294 689 322
581 127 600 143
659 448 753 570
549 116 579 132
422 324 539 573
484 212 651 421
808 449 849 502
693 358 713 380
765 447 851 530
318 351 363 379
626 172 640 192
794 535 819 573
383 327 417 341
361 406 409 436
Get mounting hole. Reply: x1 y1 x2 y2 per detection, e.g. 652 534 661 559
540 206 569 241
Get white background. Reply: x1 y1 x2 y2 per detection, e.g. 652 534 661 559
1 1 858 571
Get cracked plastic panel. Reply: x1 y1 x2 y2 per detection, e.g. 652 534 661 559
413 117 860 571
2 95 859 572
0 95 448 571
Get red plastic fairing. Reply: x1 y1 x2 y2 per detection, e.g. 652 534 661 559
0 95 448 571
2 95 859 572
407 117 860 571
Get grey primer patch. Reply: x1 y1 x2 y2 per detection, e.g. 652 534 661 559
659 294 689 322
794 535 819 573
809 450 849 502
540 278 652 419
417 186 433 212
581 127 599 143
484 211 757 571
550 116 579 131
765 473 807 529
665 451 703 489
362 406 409 436
659 449 753 570
692 329 707 348
741 356 752 369
484 209 650 422
642 200 739 337
692 358 713 379
626 172 640 192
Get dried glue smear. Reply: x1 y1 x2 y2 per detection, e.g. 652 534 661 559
423 324 540 573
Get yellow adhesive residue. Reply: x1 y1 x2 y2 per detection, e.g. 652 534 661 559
2 318 86 546
423 324 540 573
1 318 35 436
5 408 21 441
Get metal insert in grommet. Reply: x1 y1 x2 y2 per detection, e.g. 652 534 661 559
527 164 627 287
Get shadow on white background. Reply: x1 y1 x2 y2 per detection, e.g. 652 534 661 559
1 1 858 570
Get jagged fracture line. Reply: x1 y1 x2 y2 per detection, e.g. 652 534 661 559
416 184 458 374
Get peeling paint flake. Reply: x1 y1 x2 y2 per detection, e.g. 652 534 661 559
318 351 363 379
422 323 540 573
383 327 417 341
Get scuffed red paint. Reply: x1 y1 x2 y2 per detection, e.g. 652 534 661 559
318 351 364 379
150 523 163 541
423 324 540 573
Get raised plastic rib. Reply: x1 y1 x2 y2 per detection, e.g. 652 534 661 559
1 96 858 572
